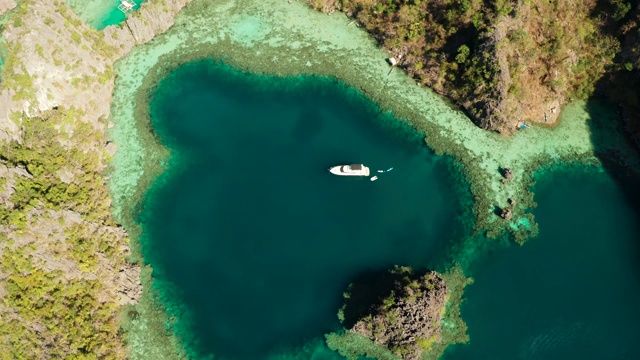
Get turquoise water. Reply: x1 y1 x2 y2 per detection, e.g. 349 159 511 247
140 60 466 359
443 166 640 359
95 0 145 29
67 0 147 30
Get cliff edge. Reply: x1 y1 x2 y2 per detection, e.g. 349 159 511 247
329 266 469 360
0 0 189 358
308 0 628 134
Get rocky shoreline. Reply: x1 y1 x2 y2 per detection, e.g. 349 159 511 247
327 266 470 360
343 268 449 360
306 0 640 139
0 0 190 357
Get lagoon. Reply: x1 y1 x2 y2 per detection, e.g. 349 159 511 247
139 60 466 359
135 58 640 360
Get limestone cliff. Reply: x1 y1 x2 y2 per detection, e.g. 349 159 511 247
309 0 622 134
103 0 191 55
338 267 450 360
0 0 189 357
596 2 640 146
0 0 15 15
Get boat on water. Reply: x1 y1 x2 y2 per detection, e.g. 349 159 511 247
370 176 378 181
328 164 370 177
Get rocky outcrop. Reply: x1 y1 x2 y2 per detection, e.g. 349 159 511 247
106 260 143 305
340 267 448 360
0 0 191 357
320 0 615 135
460 28 509 132
0 0 16 15
103 0 192 56
463 9 567 134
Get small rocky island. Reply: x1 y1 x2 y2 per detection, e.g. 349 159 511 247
332 266 460 360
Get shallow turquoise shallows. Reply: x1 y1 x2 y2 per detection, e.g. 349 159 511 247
71 0 147 30
443 166 640 359
140 60 466 359
95 0 146 29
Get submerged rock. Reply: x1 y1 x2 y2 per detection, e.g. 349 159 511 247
501 208 513 220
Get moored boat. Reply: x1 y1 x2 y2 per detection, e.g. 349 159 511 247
328 164 370 177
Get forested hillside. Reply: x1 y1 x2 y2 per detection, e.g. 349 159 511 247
308 0 640 136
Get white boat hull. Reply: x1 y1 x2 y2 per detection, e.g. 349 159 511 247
328 164 370 176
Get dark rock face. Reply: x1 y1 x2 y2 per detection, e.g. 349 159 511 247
340 267 448 360
461 29 509 132
501 208 512 220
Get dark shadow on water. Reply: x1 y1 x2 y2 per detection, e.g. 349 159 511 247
585 98 640 271
340 267 429 329
339 268 398 329
292 109 324 143
491 205 503 218
587 0 640 274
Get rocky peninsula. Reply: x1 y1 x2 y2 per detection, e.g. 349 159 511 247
307 0 640 137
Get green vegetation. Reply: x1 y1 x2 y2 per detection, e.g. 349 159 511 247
308 0 629 132
0 268 120 359
423 264 472 360
328 265 471 360
0 108 129 359
595 1 640 141
0 1 185 359
1 112 112 225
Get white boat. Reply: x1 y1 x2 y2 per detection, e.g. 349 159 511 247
370 176 378 181
328 164 370 177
